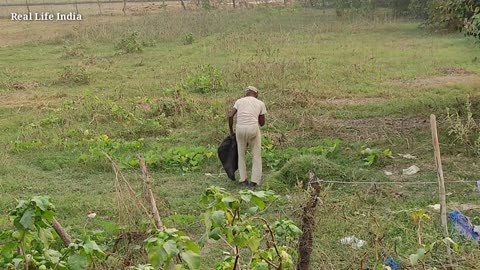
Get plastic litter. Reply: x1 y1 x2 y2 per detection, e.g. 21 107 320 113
398 153 417 159
339 236 366 248
448 210 480 241
402 165 420 175
384 256 400 270
384 171 393 176
428 204 441 211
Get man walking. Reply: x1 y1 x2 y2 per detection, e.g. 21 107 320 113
228 86 267 187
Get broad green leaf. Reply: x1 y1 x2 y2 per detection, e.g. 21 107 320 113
288 224 303 235
241 194 252 202
184 240 200 253
68 254 87 270
209 227 222 240
31 197 50 211
181 250 201 270
163 240 180 257
251 197 266 210
45 249 63 264
246 207 259 215
1 242 16 260
222 196 237 203
19 208 35 229
251 261 269 270
211 211 225 225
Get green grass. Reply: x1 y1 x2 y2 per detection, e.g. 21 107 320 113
1 7 480 269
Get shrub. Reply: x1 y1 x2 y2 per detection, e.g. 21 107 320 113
59 65 90 84
183 33 194 45
446 97 480 156
115 31 143 54
182 65 225 94
408 0 431 19
271 155 346 188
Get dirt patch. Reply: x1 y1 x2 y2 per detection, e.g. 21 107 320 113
0 92 65 108
388 68 480 88
9 80 40 91
319 96 387 107
307 116 428 142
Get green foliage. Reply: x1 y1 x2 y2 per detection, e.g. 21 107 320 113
62 41 85 58
183 65 225 94
0 197 105 270
147 146 215 172
144 228 201 270
360 146 392 166
183 33 195 45
408 0 431 19
262 138 341 171
201 187 301 270
446 98 480 156
115 31 143 54
59 65 90 85
423 0 480 39
272 155 346 188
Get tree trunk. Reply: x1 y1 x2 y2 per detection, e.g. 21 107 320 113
25 0 30 13
122 0 127 15
97 0 102 14
180 0 186 10
232 0 236 8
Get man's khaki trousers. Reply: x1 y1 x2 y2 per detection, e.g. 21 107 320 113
236 124 262 184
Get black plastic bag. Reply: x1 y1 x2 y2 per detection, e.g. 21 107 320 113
217 134 238 181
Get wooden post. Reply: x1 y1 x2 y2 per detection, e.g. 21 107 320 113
52 218 72 247
297 172 322 270
139 155 164 231
430 114 453 268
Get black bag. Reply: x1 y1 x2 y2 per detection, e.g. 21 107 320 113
217 134 238 181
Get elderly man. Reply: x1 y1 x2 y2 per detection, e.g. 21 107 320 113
228 86 267 187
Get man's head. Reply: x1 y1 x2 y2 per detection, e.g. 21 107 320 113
245 86 259 98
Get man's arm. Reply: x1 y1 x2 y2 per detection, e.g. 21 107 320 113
228 108 237 135
258 114 265 127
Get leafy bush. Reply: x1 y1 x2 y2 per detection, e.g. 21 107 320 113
201 187 301 270
272 155 346 188
183 33 194 45
360 146 392 166
59 65 90 85
424 0 480 39
408 0 431 19
115 31 143 54
182 65 225 94
446 98 480 156
62 41 85 58
0 197 105 270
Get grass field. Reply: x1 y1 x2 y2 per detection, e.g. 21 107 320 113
1 7 480 269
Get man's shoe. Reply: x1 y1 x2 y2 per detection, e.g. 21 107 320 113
239 181 250 186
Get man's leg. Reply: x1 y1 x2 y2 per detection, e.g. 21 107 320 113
251 127 262 184
236 127 248 183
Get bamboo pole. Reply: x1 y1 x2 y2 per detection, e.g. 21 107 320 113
430 114 453 269
139 155 164 231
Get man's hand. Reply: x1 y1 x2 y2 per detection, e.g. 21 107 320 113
258 114 265 127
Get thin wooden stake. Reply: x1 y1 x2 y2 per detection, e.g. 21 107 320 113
52 218 72 247
430 114 453 268
139 155 164 231
297 172 322 270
